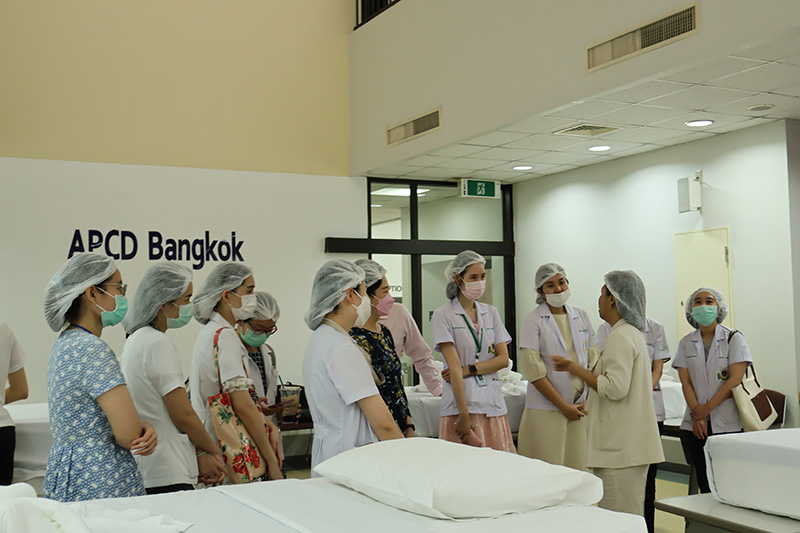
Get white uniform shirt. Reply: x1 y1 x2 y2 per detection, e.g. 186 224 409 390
303 323 379 473
671 324 752 433
596 318 671 421
0 323 25 428
430 299 512 418
121 327 198 488
189 313 253 438
519 303 595 410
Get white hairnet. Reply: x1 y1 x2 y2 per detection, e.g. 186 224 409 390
534 263 568 305
444 250 485 300
193 263 254 325
123 263 192 334
684 287 729 329
304 260 365 330
604 270 647 332
253 291 281 321
43 253 118 332
354 259 387 291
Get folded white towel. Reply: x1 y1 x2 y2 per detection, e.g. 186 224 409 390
0 483 36 500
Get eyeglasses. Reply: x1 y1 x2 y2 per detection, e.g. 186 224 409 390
99 282 128 296
247 322 278 335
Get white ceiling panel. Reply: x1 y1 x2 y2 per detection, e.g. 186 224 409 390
502 115 577 134
466 169 521 180
592 104 688 126
601 126 691 143
559 139 644 154
772 83 800 98
464 147 546 161
781 53 800 67
504 172 545 184
403 154 453 167
704 117 773 134
731 31 800 61
659 56 767 84
598 80 691 104
644 85 755 110
535 164 580 176
368 165 418 177
486 161 560 173
462 131 529 146
435 157 501 170
705 62 800 92
522 151 597 165
545 100 628 120
504 134 585 151
653 131 716 147
705 93 800 116
652 111 751 131
429 144 489 157
608 144 663 158
405 167 466 179
763 106 800 120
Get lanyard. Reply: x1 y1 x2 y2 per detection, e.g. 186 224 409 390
69 324 94 336
459 314 483 361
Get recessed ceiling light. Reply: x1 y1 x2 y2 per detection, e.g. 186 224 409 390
748 103 775 112
588 145 611 152
512 165 534 171
371 204 383 208
685 119 714 127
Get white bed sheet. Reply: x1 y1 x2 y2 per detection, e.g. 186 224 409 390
6 402 51 482
660 380 685 423
705 428 800 520
215 478 647 533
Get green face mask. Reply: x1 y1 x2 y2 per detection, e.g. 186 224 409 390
167 303 194 329
97 293 128 328
692 305 718 327
241 328 270 347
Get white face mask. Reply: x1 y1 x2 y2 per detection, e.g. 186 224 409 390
545 289 571 308
230 292 257 321
352 291 372 328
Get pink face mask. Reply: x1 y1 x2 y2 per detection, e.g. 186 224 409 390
375 294 395 317
461 280 486 300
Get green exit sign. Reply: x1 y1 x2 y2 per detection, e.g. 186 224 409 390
459 179 500 199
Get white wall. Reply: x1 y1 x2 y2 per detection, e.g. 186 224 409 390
350 0 800 175
0 157 366 403
514 121 799 426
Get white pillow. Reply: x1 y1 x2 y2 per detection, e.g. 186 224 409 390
314 438 602 519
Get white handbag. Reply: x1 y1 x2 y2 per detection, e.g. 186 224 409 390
731 363 777 432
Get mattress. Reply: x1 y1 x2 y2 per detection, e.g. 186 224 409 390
705 428 800 520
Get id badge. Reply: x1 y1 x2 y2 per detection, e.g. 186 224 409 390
475 374 488 387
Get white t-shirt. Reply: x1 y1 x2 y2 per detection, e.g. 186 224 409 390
303 323 379 473
121 326 198 488
189 313 252 438
0 323 26 428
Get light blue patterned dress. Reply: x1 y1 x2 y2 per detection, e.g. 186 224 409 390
44 328 145 502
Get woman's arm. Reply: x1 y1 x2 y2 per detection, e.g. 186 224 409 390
652 359 664 390
163 387 220 455
440 342 472 439
96 384 155 452
4 367 27 404
552 356 599 391
356 394 404 440
532 378 584 420
690 362 748 421
677 367 700 411
230 390 283 480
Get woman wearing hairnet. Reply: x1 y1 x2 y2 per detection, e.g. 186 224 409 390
517 263 597 470
431 251 515 452
303 260 403 473
120 263 226 493
188 263 283 481
42 253 157 502
671 287 751 494
350 260 414 437
553 270 663 516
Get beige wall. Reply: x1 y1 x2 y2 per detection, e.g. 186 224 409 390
0 1 353 176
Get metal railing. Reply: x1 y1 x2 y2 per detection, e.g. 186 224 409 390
355 0 401 29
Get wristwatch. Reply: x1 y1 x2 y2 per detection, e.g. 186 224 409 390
468 364 478 375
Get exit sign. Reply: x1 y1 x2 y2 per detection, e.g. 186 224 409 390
459 179 501 199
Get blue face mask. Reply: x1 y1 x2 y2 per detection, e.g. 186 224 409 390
241 327 270 347
96 288 128 328
692 305 718 327
166 303 193 329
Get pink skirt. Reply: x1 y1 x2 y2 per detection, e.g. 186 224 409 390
439 413 516 453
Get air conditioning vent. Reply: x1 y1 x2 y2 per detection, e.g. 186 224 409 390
553 123 619 137
387 109 441 146
588 5 697 70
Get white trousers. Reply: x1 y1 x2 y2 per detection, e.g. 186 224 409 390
592 464 649 516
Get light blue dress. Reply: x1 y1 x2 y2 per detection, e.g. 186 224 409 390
44 328 145 502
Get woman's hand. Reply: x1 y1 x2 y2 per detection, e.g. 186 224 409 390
404 427 415 438
690 402 711 421
692 419 707 440
131 422 157 455
198 453 226 485
454 412 472 440
258 397 284 417
267 463 285 481
265 417 283 467
559 403 586 421
551 355 573 372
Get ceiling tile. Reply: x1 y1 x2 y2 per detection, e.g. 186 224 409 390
464 147 546 161
601 126 690 143
504 134 585 151
545 100 628 120
535 164 579 176
705 93 800 116
704 62 800 92
523 151 597 165
462 131 529 146
653 131 716 147
486 161 560 173
558 139 644 154
651 111 752 131
402 154 452 167
704 117 773 134
405 167 467 179
644 85 754 110
591 104 688 126
504 173 545 184
502 115 577 134
465 170 520 180
367 165 419 177
763 106 800 120
772 83 800 98
434 157 500 170
598 80 692 104
659 56 768 84
781 53 800 67
731 32 800 61
608 144 663 157
429 144 489 157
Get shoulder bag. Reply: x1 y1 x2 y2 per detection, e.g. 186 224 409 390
728 330 777 431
